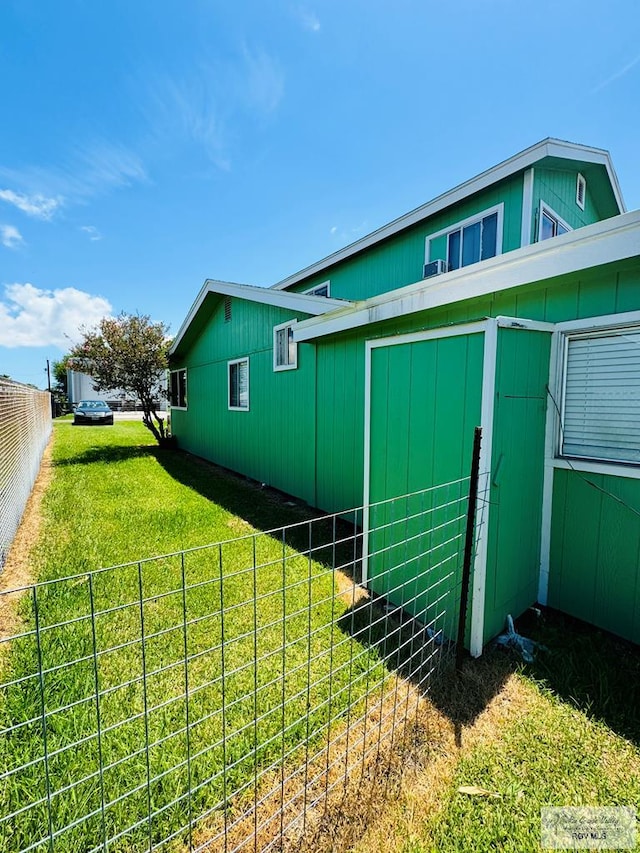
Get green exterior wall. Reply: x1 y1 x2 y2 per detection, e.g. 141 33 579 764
549 470 640 643
170 296 318 505
289 175 525 302
531 168 603 243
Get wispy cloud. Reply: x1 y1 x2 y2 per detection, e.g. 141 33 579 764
592 52 640 93
296 7 321 32
0 283 112 348
80 225 103 242
241 46 285 115
0 189 62 220
0 225 25 249
0 140 147 210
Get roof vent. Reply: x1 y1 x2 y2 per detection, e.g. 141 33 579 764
224 296 232 322
576 173 586 210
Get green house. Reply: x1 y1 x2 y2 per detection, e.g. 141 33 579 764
169 138 640 655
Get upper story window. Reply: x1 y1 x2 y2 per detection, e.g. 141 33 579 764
228 358 249 411
539 202 571 242
560 326 640 465
426 204 503 273
273 321 298 371
304 281 330 297
170 369 187 409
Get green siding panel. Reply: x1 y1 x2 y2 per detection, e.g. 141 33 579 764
367 333 484 643
532 168 602 243
549 470 640 643
291 176 525 302
483 329 551 641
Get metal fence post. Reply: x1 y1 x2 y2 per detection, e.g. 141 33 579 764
456 426 483 673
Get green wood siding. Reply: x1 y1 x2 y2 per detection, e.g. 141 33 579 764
171 297 317 504
549 471 640 643
290 176 525 302
531 168 602 243
483 329 551 641
366 333 484 641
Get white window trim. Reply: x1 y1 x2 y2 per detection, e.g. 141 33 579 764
228 357 250 411
303 281 331 297
537 200 572 242
273 320 298 372
576 173 586 211
546 311 640 480
425 203 504 267
169 368 188 410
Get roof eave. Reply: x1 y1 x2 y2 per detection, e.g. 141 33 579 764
294 210 640 343
273 138 623 293
169 279 353 356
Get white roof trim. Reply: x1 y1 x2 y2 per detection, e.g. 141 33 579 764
170 279 352 355
273 138 624 292
294 210 640 342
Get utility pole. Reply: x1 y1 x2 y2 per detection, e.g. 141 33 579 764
46 359 51 392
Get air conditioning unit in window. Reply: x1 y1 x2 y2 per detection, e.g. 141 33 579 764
423 259 448 279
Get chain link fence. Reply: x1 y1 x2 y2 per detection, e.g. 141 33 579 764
0 379 52 569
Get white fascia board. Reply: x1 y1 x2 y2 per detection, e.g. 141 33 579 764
273 138 623 293
169 279 352 355
294 210 640 343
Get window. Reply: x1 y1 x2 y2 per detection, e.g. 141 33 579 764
539 203 571 242
576 173 586 210
304 281 330 297
273 321 297 371
228 358 249 410
426 205 503 273
560 327 640 464
170 369 187 409
447 212 498 271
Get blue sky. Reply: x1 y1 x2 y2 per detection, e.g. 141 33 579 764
1 0 639 387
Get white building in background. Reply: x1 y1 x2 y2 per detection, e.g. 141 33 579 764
66 370 167 411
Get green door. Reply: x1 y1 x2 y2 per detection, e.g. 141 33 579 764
366 331 484 642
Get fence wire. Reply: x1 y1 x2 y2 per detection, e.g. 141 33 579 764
0 476 483 853
0 379 52 570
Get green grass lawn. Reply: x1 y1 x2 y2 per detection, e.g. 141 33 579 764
0 420 385 853
348 615 640 853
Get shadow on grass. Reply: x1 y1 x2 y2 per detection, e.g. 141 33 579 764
54 444 156 466
337 595 516 743
518 607 640 747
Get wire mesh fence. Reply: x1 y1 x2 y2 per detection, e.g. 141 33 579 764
0 476 479 853
0 379 52 570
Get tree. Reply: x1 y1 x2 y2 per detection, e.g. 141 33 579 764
70 313 171 443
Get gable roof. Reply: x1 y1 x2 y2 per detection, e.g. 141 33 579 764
272 138 625 293
169 278 353 357
293 209 640 342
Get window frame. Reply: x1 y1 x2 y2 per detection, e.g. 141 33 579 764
425 203 504 271
555 321 640 468
228 357 250 411
273 320 298 372
304 281 331 297
538 201 572 242
169 368 187 410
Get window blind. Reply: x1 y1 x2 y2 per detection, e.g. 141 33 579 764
562 329 640 463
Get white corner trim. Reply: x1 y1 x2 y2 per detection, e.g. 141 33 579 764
469 319 498 658
521 168 534 247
